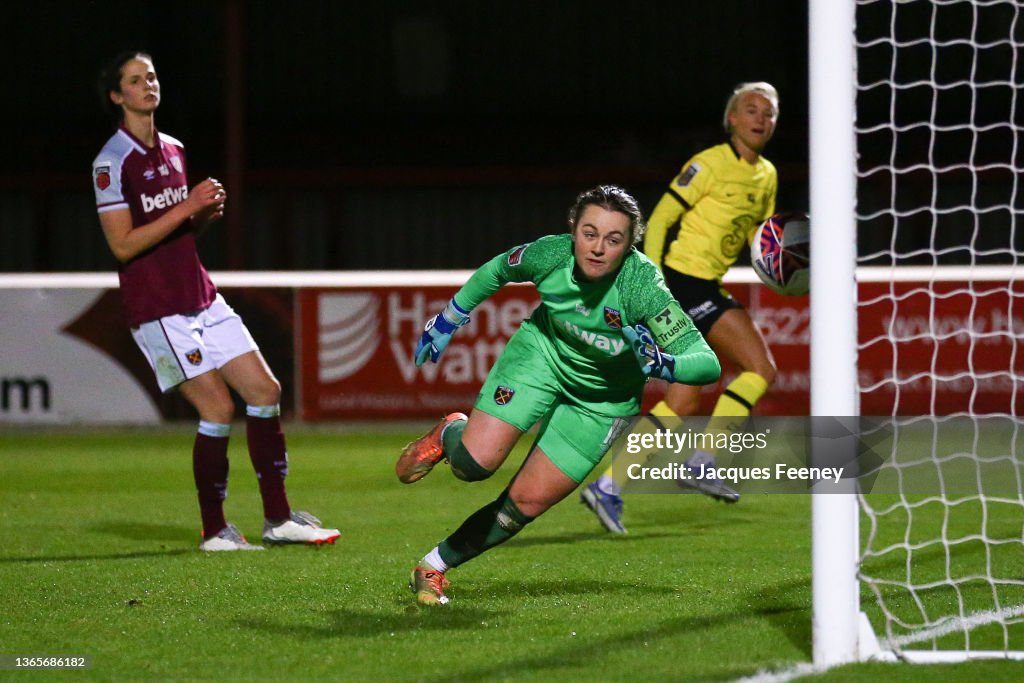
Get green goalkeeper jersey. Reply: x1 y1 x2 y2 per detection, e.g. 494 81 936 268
452 233 720 414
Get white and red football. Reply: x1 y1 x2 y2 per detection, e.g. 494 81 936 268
750 212 810 296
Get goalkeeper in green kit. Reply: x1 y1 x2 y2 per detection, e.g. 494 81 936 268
395 185 721 606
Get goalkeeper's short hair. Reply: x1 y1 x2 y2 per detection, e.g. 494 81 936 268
567 184 646 245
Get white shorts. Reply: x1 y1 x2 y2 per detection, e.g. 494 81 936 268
131 293 259 393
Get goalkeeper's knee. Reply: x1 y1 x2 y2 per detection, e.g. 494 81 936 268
448 441 493 481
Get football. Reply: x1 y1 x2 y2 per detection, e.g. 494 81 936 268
750 212 810 296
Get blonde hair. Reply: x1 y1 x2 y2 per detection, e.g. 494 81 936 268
722 81 779 134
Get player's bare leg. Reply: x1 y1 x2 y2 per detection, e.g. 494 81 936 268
506 446 580 518
704 309 777 386
459 410 527 472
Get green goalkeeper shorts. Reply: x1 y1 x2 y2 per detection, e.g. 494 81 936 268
475 325 631 483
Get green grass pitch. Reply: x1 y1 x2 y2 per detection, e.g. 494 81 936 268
1 426 1022 681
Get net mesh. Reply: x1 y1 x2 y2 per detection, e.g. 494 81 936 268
854 0 1024 656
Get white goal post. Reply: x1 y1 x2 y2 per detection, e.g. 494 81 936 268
811 0 1024 668
809 0 860 668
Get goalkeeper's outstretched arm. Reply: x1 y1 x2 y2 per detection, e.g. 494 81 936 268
666 337 721 385
622 293 721 385
413 237 561 366
412 257 507 367
413 244 535 367
623 323 720 386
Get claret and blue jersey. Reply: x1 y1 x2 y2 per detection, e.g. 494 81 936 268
92 126 216 327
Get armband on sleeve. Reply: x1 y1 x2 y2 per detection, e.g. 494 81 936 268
648 300 693 349
646 299 719 384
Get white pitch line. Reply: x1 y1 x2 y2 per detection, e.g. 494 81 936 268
732 663 817 683
732 605 1024 681
888 604 1024 647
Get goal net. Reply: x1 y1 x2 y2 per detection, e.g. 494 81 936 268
828 0 1024 664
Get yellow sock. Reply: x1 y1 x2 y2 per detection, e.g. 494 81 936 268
709 371 769 436
650 400 678 418
711 371 769 417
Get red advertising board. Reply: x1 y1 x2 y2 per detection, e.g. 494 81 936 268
3 273 1015 423
857 280 1024 415
298 279 1022 419
298 285 540 419
298 283 813 419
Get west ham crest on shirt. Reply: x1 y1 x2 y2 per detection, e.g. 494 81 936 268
169 156 183 174
494 385 515 405
604 306 622 329
94 165 111 190
185 348 203 366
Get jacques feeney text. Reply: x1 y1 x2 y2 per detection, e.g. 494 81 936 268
625 462 845 484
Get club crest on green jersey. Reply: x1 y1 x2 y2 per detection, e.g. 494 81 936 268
494 385 515 405
603 306 622 329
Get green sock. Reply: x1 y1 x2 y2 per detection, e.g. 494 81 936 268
441 418 465 452
437 491 534 569
442 419 492 481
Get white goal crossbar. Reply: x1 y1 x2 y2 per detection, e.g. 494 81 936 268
0 265 1017 290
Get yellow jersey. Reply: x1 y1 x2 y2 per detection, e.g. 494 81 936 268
644 142 777 281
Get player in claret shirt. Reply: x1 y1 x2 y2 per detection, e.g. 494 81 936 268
92 51 339 551
395 185 721 605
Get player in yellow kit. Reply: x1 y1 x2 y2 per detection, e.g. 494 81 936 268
582 82 780 533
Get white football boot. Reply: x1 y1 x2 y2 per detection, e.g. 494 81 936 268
200 523 265 552
262 511 340 546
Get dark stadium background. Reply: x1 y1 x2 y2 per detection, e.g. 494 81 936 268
0 0 810 272
4 1 1014 273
